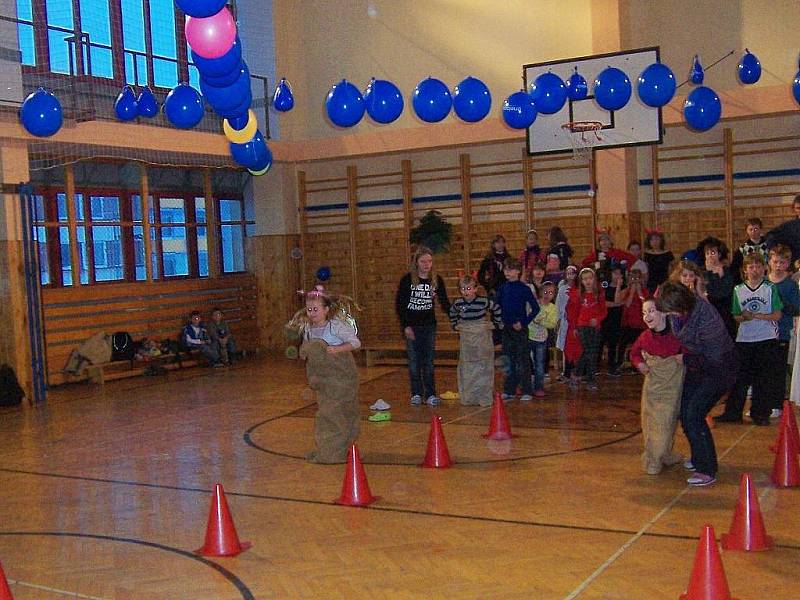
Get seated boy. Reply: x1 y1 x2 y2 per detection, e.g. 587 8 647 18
183 310 220 366
207 307 237 365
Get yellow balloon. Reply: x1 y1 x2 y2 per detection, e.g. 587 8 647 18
248 163 271 176
223 110 257 144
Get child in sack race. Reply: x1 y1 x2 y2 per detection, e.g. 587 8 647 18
289 287 361 464
629 299 686 475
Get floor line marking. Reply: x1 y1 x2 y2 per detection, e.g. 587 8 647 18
8 578 109 599
562 426 754 600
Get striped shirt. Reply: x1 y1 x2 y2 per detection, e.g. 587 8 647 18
449 296 502 330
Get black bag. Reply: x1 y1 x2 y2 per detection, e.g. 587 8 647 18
0 364 24 406
111 331 136 361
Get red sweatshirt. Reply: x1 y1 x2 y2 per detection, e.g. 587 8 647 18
571 288 607 328
629 328 683 368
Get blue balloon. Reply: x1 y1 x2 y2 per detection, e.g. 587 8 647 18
452 76 491 123
175 0 227 18
637 62 676 108
201 61 244 87
230 129 269 170
738 50 761 85
273 77 295 112
529 72 566 114
363 78 403 124
566 68 588 101
593 67 632 111
20 88 63 137
690 55 704 85
200 63 251 112
163 83 205 129
227 112 249 130
114 85 138 121
793 71 800 106
316 266 331 282
412 77 452 123
325 80 365 127
214 88 252 120
248 140 273 173
136 87 158 118
684 86 722 131
191 36 242 78
502 90 537 129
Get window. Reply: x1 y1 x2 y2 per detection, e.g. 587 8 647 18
79 0 114 78
16 0 35 66
219 198 246 273
132 194 159 280
46 0 76 74
57 192 89 285
149 0 178 88
195 197 208 277
89 195 123 281
31 195 49 285
158 197 188 277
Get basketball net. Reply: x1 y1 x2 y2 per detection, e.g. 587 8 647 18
561 121 603 164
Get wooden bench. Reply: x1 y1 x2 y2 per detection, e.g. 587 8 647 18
84 349 206 385
42 274 259 386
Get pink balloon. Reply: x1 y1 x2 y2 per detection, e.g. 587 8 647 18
184 7 237 59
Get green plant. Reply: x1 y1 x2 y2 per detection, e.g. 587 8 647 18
410 210 452 254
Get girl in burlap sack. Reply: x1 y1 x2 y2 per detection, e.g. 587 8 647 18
289 288 361 464
629 299 686 475
449 274 502 406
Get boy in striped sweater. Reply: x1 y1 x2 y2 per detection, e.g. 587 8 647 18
450 275 502 406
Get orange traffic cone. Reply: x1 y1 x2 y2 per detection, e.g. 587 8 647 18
0 561 13 600
482 392 514 440
420 415 453 468
770 401 800 454
335 444 378 506
721 473 773 551
679 524 740 600
195 484 251 557
771 411 800 487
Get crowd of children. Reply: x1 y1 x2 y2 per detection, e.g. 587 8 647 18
292 197 800 486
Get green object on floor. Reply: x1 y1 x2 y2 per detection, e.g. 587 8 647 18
368 411 392 422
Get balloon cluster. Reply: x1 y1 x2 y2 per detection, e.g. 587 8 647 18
20 88 63 137
325 75 494 127
176 0 274 176
114 86 159 121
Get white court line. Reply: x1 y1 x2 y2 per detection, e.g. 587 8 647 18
8 578 109 599
563 427 754 600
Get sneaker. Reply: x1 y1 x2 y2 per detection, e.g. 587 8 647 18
683 460 696 472
212 362 224 368
426 395 441 407
607 368 621 378
368 411 392 422
534 389 546 398
586 382 598 391
519 394 533 402
687 473 716 486
771 408 783 419
544 373 551 381
501 393 514 402
370 398 391 411
410 394 423 406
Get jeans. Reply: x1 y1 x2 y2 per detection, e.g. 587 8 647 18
681 374 727 477
530 340 548 391
214 338 237 364
503 327 532 395
197 343 219 365
725 339 781 421
600 306 623 370
406 324 436 398
576 326 602 383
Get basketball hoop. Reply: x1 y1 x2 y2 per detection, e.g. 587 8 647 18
561 121 603 163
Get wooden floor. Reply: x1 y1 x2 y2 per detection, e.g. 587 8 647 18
0 357 797 599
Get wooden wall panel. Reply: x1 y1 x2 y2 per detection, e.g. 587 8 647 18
0 240 32 399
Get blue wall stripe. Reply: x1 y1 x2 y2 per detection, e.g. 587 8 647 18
639 166 800 187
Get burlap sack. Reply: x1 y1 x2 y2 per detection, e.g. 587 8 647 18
641 354 685 474
457 320 495 407
300 339 360 463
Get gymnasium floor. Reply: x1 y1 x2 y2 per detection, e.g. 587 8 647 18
0 357 797 599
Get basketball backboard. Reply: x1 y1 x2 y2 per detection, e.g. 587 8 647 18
524 47 663 156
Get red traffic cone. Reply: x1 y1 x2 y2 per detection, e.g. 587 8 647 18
335 444 378 506
721 473 773 551
771 411 800 487
0 561 13 600
770 401 800 454
679 524 740 600
420 415 454 468
195 484 251 557
482 392 514 440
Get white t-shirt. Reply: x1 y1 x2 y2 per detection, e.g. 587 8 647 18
732 279 782 343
